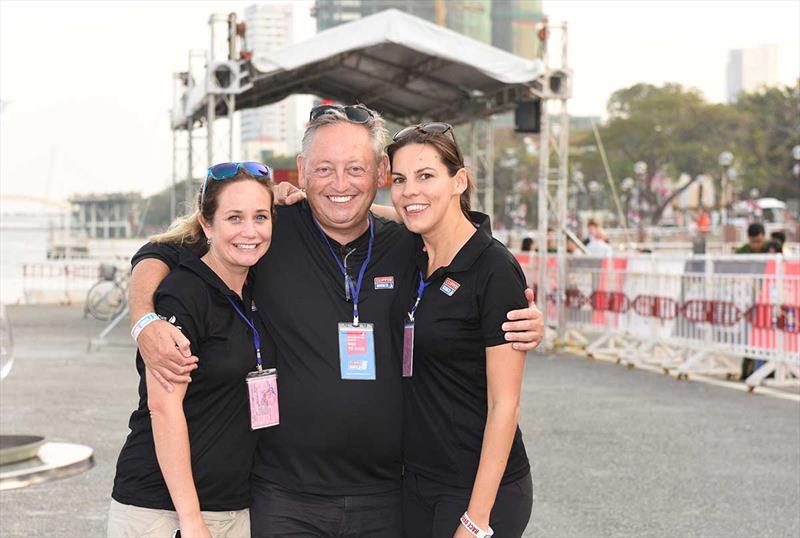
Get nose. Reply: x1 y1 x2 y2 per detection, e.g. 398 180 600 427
401 176 420 198
331 167 349 191
241 219 258 237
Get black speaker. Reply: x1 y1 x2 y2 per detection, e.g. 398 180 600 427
515 99 541 133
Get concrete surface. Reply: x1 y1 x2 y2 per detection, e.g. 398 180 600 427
0 306 798 537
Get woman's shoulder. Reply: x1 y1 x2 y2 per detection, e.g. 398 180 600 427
156 265 210 301
477 238 525 273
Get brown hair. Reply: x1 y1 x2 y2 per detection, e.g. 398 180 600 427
150 171 274 246
386 128 473 218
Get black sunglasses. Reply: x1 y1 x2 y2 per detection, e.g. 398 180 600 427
393 122 463 161
309 104 375 123
392 122 454 141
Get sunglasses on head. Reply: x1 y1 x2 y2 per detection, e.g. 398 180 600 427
309 104 375 123
392 122 454 141
201 162 273 206
393 122 463 161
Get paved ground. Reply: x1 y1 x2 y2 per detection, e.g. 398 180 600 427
0 305 798 538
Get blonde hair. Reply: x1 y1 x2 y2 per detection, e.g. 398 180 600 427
150 172 274 246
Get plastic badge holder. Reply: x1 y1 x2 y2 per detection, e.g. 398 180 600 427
246 368 279 430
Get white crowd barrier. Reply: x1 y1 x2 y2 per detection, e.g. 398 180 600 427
514 252 800 390
20 261 107 305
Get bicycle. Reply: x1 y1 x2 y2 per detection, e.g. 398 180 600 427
84 263 129 321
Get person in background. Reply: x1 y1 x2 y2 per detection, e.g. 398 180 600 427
735 222 768 380
770 231 786 250
765 241 783 254
520 237 534 252
387 123 533 537
736 223 767 253
585 224 612 256
109 163 275 538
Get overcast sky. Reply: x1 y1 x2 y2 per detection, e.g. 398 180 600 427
1 0 797 200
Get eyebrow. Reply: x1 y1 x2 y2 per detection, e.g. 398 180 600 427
415 167 436 174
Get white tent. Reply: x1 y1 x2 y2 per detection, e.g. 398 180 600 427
173 9 545 128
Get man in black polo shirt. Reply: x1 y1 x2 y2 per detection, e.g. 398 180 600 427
128 105 543 537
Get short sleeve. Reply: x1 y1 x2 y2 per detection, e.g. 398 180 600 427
152 272 208 352
131 241 198 270
477 246 528 348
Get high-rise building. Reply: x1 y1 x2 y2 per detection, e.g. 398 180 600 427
313 0 542 52
491 0 543 60
241 3 310 160
726 44 780 103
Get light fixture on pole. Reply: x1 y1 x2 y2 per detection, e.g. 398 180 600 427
620 177 634 227
633 161 647 243
718 151 734 224
792 145 800 181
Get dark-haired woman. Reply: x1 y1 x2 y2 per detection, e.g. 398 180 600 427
388 125 533 537
108 163 275 538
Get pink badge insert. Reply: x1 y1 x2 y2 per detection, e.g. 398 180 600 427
246 369 279 430
402 323 414 377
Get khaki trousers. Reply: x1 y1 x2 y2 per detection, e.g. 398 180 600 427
107 499 250 538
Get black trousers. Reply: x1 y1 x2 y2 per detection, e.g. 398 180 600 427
402 471 533 538
250 477 403 538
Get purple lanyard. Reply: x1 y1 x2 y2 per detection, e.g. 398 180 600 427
225 296 263 370
408 271 430 323
312 214 374 325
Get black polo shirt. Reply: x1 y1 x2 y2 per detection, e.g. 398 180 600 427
112 255 270 511
131 201 418 495
403 216 531 488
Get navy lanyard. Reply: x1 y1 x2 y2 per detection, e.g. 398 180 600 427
225 296 263 371
408 271 431 323
312 213 374 325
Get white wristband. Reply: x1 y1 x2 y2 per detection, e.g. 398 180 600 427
460 512 494 537
131 313 160 342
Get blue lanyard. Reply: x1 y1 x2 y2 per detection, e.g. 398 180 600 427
408 271 430 323
312 214 374 325
225 296 263 370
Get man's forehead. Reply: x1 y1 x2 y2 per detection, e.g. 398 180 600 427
306 126 374 162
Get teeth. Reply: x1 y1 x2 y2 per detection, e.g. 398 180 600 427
235 244 257 249
329 195 354 203
405 204 428 212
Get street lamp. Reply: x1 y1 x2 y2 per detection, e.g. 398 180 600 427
793 145 800 182
633 161 647 243
620 177 635 227
718 151 734 224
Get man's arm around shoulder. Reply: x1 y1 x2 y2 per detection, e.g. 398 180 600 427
130 258 198 393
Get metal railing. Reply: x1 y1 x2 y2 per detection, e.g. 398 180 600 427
516 252 799 390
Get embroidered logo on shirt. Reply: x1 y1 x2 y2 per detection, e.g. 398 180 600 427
439 278 460 296
374 276 395 290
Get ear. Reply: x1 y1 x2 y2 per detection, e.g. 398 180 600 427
296 154 307 189
453 167 469 196
376 154 389 187
198 212 213 240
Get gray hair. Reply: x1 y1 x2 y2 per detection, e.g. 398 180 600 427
300 105 388 167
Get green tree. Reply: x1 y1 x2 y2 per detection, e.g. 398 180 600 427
733 81 800 200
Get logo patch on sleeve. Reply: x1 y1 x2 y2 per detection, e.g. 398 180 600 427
439 278 460 296
374 276 395 290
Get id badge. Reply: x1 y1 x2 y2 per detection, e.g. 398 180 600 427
338 322 376 380
402 322 414 377
246 369 279 430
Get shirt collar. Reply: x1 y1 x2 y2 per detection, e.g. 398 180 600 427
299 199 377 250
415 211 493 277
178 252 245 298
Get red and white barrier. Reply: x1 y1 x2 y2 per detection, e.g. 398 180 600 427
514 252 800 388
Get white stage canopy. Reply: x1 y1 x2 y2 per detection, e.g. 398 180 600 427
173 9 545 128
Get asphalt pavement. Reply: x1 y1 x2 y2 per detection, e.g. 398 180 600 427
0 305 798 538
